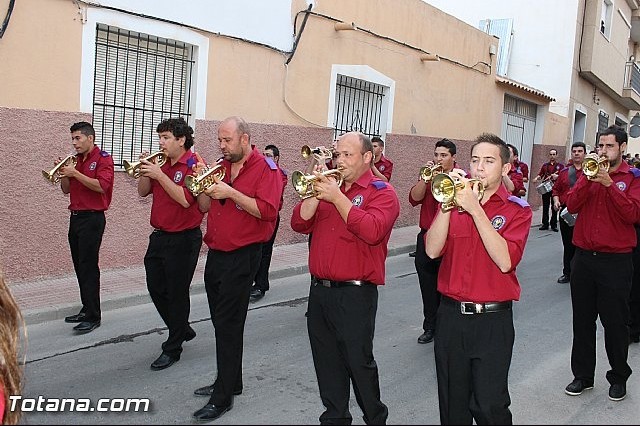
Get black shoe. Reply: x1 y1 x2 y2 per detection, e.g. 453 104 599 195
557 274 570 284
73 320 100 333
630 332 640 344
65 312 87 323
609 383 627 401
408 251 416 257
551 227 559 232
417 329 435 344
194 384 242 397
150 353 179 371
186 327 196 342
249 288 265 302
193 403 232 422
539 225 549 231
565 379 594 396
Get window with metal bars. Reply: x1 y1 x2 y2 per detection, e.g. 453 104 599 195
93 24 195 167
333 75 386 140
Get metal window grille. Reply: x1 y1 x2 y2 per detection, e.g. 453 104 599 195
333 75 386 140
614 117 628 131
598 111 609 133
503 95 536 119
93 24 194 167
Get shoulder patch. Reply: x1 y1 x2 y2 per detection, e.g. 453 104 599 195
507 195 529 208
630 168 640 178
100 150 110 157
371 180 387 190
280 168 288 177
264 156 278 170
186 156 197 169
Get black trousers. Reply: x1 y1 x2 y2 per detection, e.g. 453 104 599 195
307 282 388 425
253 216 280 292
570 249 633 385
144 227 202 358
541 192 557 228
415 229 441 332
559 215 575 277
68 211 106 322
204 243 262 407
435 298 514 425
631 248 640 335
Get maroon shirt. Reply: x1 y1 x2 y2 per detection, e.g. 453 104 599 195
537 161 564 180
513 160 529 181
566 161 640 253
374 154 394 181
552 166 583 206
150 150 204 232
436 185 532 303
278 168 288 211
68 145 114 211
203 147 283 251
291 170 400 285
409 183 439 231
507 165 525 197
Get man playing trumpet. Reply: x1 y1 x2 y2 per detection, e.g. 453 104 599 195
136 117 204 371
291 132 400 425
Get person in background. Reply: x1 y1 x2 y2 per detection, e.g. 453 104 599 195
57 121 114 334
250 144 288 302
0 270 24 425
505 144 526 198
371 136 393 182
533 148 564 231
511 145 529 184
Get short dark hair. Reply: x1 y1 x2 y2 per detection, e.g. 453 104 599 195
571 141 586 151
264 144 280 158
156 117 195 149
371 136 384 147
599 125 628 145
70 121 95 138
471 133 510 165
435 138 456 155
506 143 519 157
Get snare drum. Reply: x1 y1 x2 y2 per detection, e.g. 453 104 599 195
560 207 577 226
536 180 553 195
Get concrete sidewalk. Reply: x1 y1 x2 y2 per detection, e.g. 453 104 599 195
13 208 543 326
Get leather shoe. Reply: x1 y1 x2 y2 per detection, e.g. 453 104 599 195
418 329 435 344
630 332 640 344
193 403 232 422
185 327 196 342
408 251 416 257
73 320 100 333
249 288 265 302
194 384 242 397
557 274 570 284
150 353 179 371
551 227 558 232
65 312 87 323
538 225 549 231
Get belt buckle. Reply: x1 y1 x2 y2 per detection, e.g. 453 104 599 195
460 302 483 314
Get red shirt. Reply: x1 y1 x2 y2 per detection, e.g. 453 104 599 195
150 150 204 232
507 165 525 197
291 170 400 285
436 185 532 302
552 165 583 206
409 182 439 231
68 145 114 211
374 154 394 181
203 147 283 251
537 161 564 179
278 168 288 211
566 161 640 253
513 160 529 181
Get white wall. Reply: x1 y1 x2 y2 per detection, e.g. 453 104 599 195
423 0 578 118
92 0 295 52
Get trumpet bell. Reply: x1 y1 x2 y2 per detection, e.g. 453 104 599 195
583 154 609 179
291 169 344 199
42 154 77 184
301 145 334 162
184 164 226 196
431 173 484 212
419 164 443 182
123 151 167 178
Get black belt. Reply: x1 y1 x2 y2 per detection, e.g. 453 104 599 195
153 227 199 235
443 296 512 314
312 278 371 288
70 210 102 216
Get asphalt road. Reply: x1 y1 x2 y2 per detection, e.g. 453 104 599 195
19 229 640 424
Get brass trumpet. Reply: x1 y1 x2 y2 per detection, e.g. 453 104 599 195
184 163 226 196
301 145 334 162
42 154 77 183
583 153 609 180
291 169 344 199
419 164 443 182
123 151 167 178
431 173 484 213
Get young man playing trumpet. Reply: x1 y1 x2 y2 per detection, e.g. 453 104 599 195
136 117 204 371
426 133 532 424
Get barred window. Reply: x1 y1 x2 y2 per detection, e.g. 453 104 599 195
333 75 386 140
93 24 195 167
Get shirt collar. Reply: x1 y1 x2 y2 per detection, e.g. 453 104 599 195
351 169 376 189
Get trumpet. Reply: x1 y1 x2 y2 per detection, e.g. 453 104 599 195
301 145 334 162
291 169 344 199
431 173 484 213
184 163 226 196
123 151 167 178
419 164 443 182
42 154 77 183
583 153 609 180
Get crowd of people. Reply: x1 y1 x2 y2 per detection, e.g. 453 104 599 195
1 121 633 424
